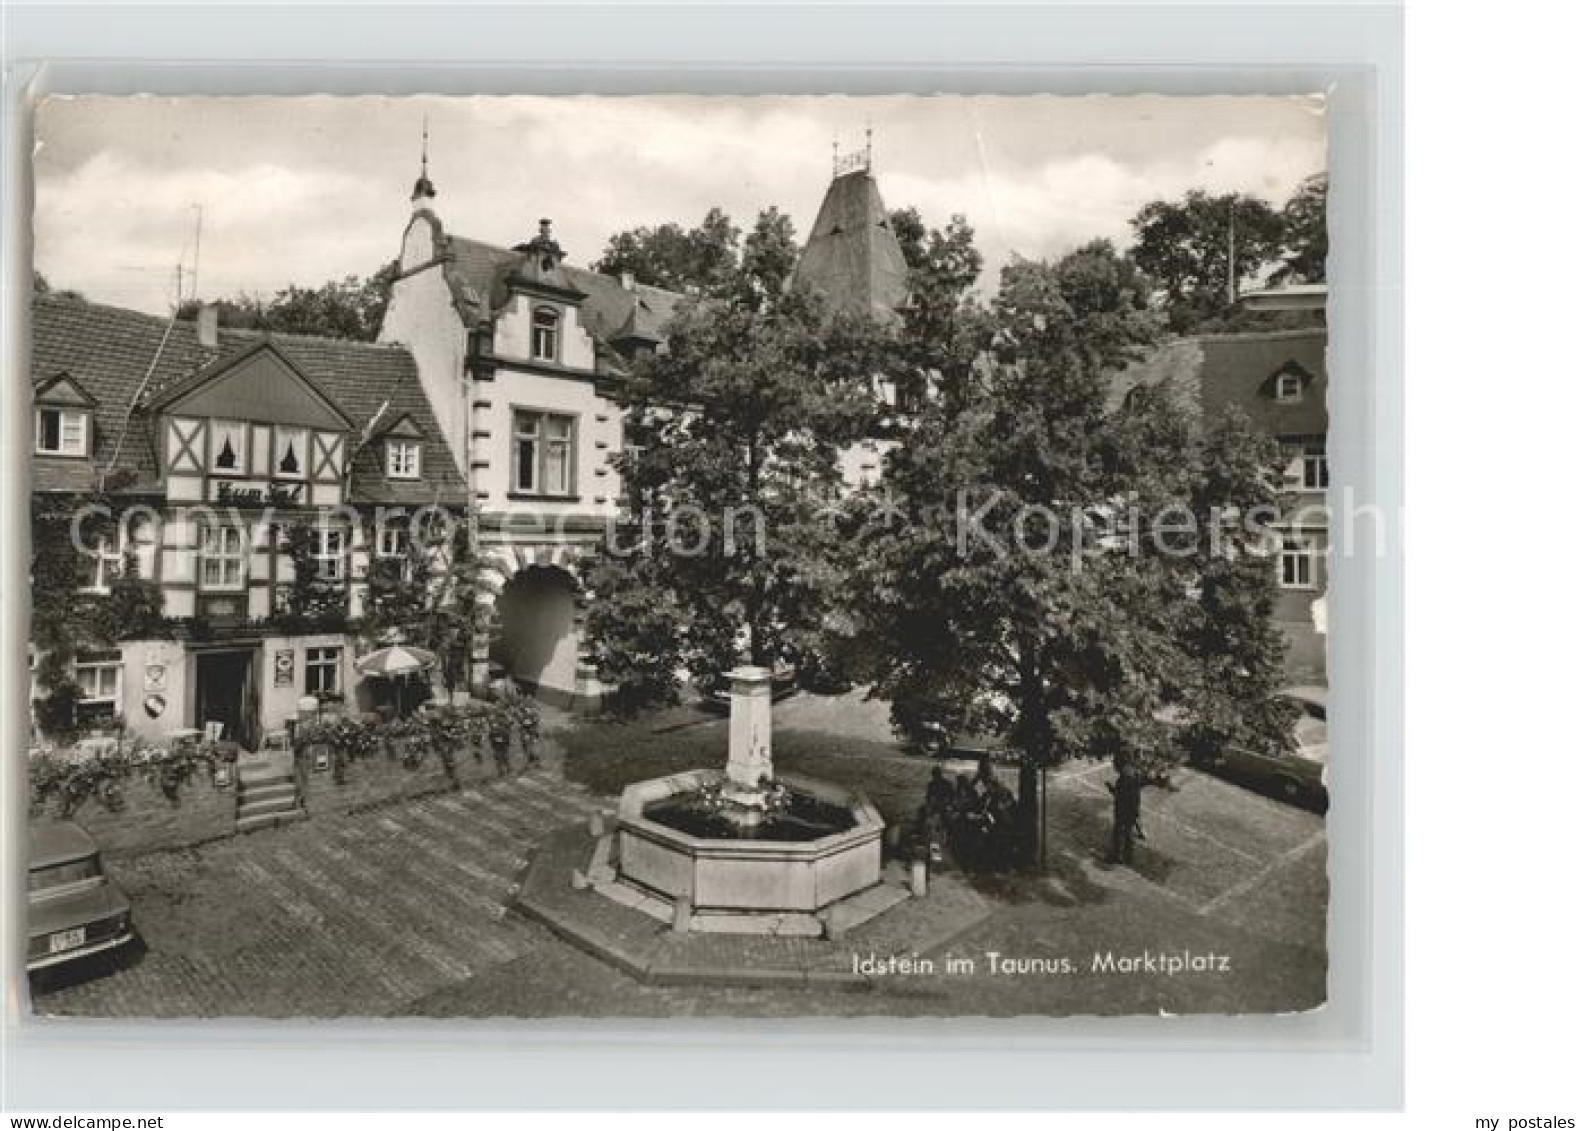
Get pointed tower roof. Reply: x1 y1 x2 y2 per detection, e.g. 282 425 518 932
791 161 909 323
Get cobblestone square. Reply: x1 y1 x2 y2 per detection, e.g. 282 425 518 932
31 700 1326 1019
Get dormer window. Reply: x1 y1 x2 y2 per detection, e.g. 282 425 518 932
1275 371 1305 403
531 306 561 363
35 406 89 456
386 438 422 480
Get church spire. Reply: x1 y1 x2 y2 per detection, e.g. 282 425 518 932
411 116 437 209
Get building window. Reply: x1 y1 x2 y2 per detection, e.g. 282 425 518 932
79 533 122 594
210 420 247 475
1302 449 1329 491
274 426 307 479
377 523 409 560
305 646 342 696
513 410 576 496
376 521 412 581
73 658 121 722
199 521 246 591
1279 536 1318 590
312 527 346 582
36 407 89 456
1274 372 1304 403
530 306 560 363
386 438 421 480
1280 436 1329 492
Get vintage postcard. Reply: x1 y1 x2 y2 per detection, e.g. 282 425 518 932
24 93 1329 1018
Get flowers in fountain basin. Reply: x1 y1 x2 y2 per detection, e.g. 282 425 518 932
693 774 794 814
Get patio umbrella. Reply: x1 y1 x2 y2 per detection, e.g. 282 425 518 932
354 645 438 714
354 644 437 678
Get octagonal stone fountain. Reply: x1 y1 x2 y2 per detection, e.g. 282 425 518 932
614 666 885 918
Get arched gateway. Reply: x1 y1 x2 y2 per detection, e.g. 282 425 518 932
471 542 604 710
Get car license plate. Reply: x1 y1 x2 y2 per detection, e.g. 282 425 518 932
49 927 86 954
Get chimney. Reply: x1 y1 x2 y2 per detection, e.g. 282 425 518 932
196 302 219 349
620 271 636 292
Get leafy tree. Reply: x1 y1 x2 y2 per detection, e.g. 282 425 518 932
260 266 396 340
175 293 270 331
849 241 1243 867
1272 173 1329 285
360 517 487 694
177 265 396 341
33 271 84 301
1126 191 1285 333
586 279 888 708
890 207 983 324
888 207 986 415
1177 409 1299 763
591 207 742 295
738 207 800 306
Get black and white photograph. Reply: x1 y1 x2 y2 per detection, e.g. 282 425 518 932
21 93 1335 1021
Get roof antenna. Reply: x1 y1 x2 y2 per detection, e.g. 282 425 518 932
832 133 839 178
865 124 873 170
190 204 203 304
421 113 430 180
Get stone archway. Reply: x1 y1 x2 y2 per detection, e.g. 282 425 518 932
491 564 580 697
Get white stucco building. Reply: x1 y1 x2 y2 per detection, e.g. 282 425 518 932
378 166 686 706
378 153 912 707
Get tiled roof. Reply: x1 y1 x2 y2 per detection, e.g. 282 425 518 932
29 294 467 506
444 234 519 324
1109 327 1328 437
565 265 687 345
790 169 909 323
442 232 688 354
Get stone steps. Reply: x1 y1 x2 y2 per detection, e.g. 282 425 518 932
238 793 302 820
236 808 307 835
239 780 297 806
236 752 303 835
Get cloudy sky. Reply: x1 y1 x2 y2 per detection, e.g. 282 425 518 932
33 94 1325 315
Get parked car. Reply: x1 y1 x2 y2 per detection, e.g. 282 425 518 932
27 822 135 974
898 692 1017 761
909 719 1013 760
1208 686 1329 810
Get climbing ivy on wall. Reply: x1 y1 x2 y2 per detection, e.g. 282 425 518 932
31 486 164 735
271 519 350 634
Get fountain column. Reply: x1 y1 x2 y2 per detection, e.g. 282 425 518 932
724 665 774 792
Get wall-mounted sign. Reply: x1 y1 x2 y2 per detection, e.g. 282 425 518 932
274 649 295 688
144 662 168 693
212 480 306 506
144 694 167 719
